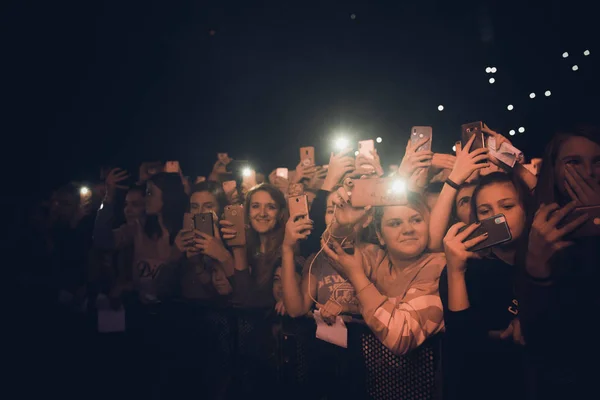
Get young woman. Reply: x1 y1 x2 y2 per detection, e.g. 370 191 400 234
156 181 233 302
440 172 534 400
221 183 291 308
321 191 446 356
519 126 600 398
281 190 360 320
93 170 187 303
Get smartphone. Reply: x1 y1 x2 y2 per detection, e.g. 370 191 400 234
461 121 485 151
411 126 433 152
561 205 600 239
165 161 180 173
459 214 512 252
358 140 375 159
144 161 164 176
224 204 246 246
288 195 309 219
276 168 289 179
347 177 408 207
195 176 206 184
194 212 214 236
300 146 315 167
182 212 195 232
242 169 257 188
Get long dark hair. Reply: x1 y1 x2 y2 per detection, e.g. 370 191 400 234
190 181 229 215
536 124 600 207
143 173 188 245
244 184 288 287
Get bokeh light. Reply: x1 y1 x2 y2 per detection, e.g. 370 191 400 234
518 127 525 133
485 67 492 73
529 92 536 99
584 50 590 56
490 67 497 73
507 104 514 111
489 78 495 84
545 90 551 97
438 105 444 111
509 130 516 136
376 137 382 143
572 65 579 71
562 52 569 58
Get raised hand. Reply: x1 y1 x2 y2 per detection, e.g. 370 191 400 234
321 238 365 280
443 222 488 274
354 149 384 177
447 134 490 185
526 202 589 278
294 161 318 183
397 136 433 178
564 164 600 206
322 148 355 191
105 168 130 201
283 213 314 249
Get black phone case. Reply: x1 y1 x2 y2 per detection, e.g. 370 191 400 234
459 214 512 252
194 213 214 236
461 122 485 152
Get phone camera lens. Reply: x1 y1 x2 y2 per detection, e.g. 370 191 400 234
232 211 237 216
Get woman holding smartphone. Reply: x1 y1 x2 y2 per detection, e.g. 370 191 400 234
440 172 535 400
519 126 600 398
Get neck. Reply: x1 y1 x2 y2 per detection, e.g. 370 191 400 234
492 245 516 265
157 213 165 230
388 251 423 270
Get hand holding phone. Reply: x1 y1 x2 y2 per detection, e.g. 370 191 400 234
165 161 181 173
300 146 315 167
457 214 512 252
411 127 433 152
461 122 485 151
194 213 214 236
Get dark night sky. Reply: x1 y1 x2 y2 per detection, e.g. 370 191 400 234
5 0 600 201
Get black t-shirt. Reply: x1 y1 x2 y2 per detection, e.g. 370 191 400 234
439 255 526 400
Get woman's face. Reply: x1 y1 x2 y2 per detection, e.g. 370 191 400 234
325 193 336 226
212 268 232 295
554 136 600 198
249 190 280 234
190 191 219 215
377 205 429 260
475 182 526 244
455 184 476 224
145 181 164 215
124 190 145 223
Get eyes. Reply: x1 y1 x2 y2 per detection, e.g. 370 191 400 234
250 203 278 211
477 203 516 216
386 216 424 228
457 197 471 207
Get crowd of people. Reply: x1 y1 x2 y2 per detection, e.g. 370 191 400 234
19 122 600 400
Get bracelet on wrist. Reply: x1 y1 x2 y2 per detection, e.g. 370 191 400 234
445 178 461 190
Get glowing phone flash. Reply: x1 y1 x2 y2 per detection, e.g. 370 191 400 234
80 187 90 196
334 137 349 151
390 180 406 194
242 167 253 177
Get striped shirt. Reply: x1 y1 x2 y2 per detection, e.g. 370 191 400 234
358 244 446 355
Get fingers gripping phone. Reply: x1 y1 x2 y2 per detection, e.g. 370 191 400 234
411 126 433 152
224 204 246 246
461 121 485 151
347 177 408 207
165 161 181 173
288 195 309 220
561 205 600 239
194 213 214 236
300 146 315 167
459 214 512 252
182 213 195 232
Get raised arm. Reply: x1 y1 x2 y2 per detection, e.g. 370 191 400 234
428 135 489 251
281 213 316 317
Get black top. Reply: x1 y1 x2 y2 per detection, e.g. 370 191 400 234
300 189 329 258
439 255 526 400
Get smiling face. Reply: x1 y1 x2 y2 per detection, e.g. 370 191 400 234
475 181 526 244
376 205 428 260
554 136 600 199
248 190 280 234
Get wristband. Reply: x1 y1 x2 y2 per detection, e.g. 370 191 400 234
445 178 461 190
